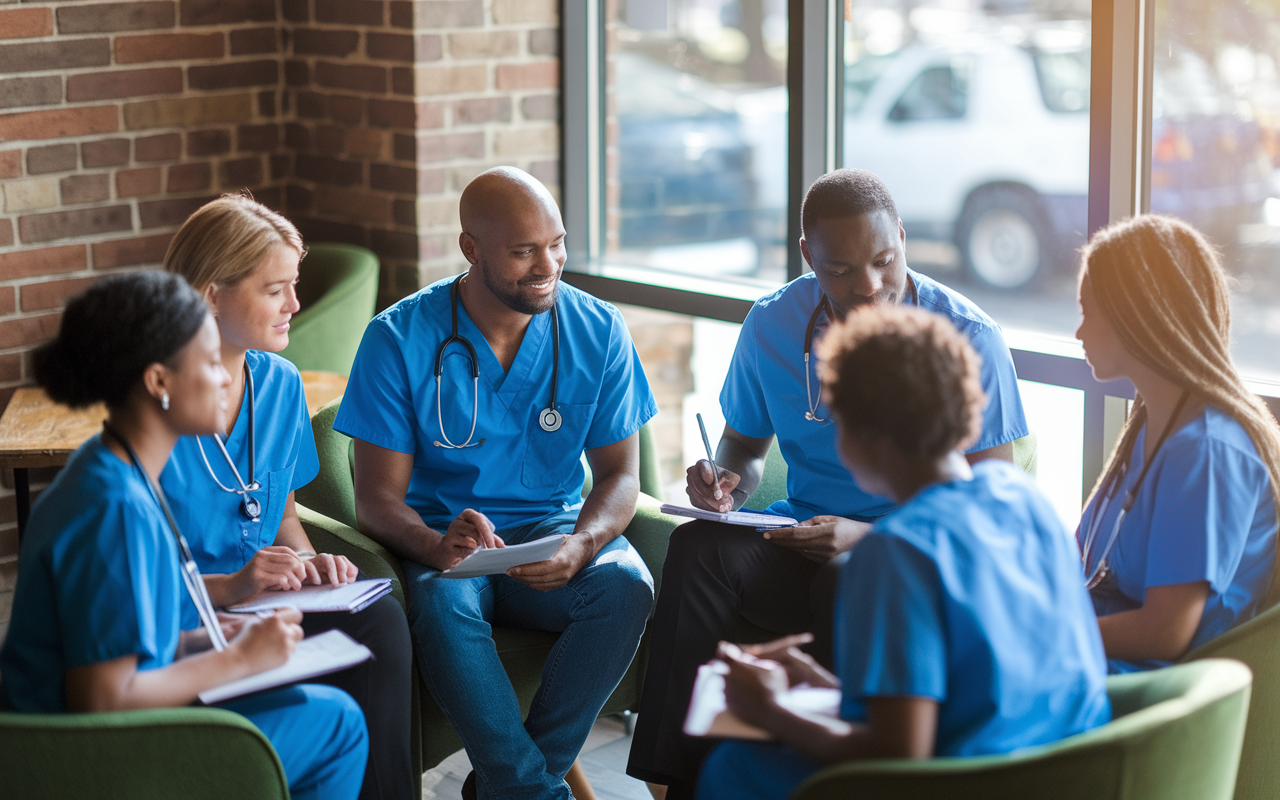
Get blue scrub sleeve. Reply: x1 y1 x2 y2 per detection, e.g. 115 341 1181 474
838 533 948 720
334 319 418 454
1143 437 1263 594
967 324 1029 454
584 310 658 450
57 499 170 670
719 310 775 440
288 370 320 490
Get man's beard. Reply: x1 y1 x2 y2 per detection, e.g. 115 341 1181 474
480 262 559 315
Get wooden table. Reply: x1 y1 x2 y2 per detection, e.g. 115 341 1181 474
0 371 347 543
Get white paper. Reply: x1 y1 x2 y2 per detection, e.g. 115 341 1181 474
227 579 393 614
683 661 851 739
199 630 373 704
660 504 798 529
436 535 568 579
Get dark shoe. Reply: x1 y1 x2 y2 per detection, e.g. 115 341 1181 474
461 770 476 800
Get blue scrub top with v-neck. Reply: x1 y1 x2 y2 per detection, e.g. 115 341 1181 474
161 350 320 580
334 277 658 533
1079 405 1277 672
1 435 189 712
720 270 1028 522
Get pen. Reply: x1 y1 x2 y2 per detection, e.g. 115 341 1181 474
696 413 722 494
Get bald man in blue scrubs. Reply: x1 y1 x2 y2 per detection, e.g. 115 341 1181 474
336 167 657 800
628 169 1030 798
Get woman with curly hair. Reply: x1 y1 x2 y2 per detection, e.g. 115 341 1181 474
694 304 1110 800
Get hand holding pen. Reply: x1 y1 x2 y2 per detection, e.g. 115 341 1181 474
687 413 742 513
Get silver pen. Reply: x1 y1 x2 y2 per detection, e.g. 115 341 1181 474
696 413 723 495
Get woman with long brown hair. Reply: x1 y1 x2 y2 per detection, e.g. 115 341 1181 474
1076 214 1280 672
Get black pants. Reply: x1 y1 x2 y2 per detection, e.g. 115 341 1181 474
301 593 416 800
626 520 844 792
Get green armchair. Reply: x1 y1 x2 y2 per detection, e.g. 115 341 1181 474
294 397 679 770
0 702 289 799
790 658 1252 800
278 243 379 377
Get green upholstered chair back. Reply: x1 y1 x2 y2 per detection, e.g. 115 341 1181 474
1182 601 1280 800
278 243 379 377
745 433 1039 512
790 658 1252 800
0 704 289 799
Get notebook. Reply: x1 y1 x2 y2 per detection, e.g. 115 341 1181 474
660 504 798 530
683 661 851 739
435 534 568 579
227 578 393 614
198 630 373 704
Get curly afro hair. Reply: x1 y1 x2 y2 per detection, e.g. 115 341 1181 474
817 305 986 460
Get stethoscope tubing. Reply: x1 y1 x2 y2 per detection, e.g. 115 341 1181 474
196 360 261 521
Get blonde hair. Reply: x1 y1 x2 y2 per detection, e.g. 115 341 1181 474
1082 214 1280 602
163 191 304 292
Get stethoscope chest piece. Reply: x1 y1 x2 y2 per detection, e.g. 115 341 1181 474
539 407 562 432
241 494 262 522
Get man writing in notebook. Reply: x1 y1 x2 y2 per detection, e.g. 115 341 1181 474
335 167 658 800
627 168 1030 798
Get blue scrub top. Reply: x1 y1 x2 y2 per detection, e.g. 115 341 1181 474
162 350 319 577
1080 406 1278 672
335 278 658 533
1 436 189 712
837 460 1111 757
721 270 1028 521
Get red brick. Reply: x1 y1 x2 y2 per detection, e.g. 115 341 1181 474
370 163 415 193
0 7 53 39
294 154 363 186
219 157 262 186
314 62 386 94
286 183 313 212
285 59 309 87
394 198 415 225
57 2 175 33
283 0 310 23
60 174 110 205
0 76 62 111
230 27 277 55
367 98 413 128
293 29 359 57
18 206 131 244
136 133 181 162
283 122 309 150
296 90 325 119
166 161 211 192
67 68 181 103
0 221 11 247
371 229 416 260
82 139 130 167
529 28 558 56
0 106 118 144
0 39 111 75
237 123 278 152
92 233 172 269
0 287 14 316
0 150 19 179
390 1 412 28
315 125 344 154
187 128 230 156
391 67 413 96
115 32 223 64
27 144 76 175
496 61 559 91
416 34 442 61
315 0 383 25
415 0 481 26
188 60 278 91
138 196 212 229
258 89 275 117
393 132 414 161
0 353 20 383
328 95 364 124
456 97 512 125
22 277 101 312
522 94 557 121
117 166 163 197
179 0 274 26
415 131 484 163
0 245 87 281
317 186 392 225
367 32 413 61
0 313 61 350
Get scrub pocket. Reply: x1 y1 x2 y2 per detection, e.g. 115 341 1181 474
238 468 291 564
521 402 595 490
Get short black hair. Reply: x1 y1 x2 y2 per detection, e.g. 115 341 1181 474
801 168 899 236
33 271 208 409
818 305 985 459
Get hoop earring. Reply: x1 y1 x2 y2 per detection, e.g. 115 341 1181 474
161 393 170 411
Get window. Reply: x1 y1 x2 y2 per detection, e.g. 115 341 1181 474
888 62 970 122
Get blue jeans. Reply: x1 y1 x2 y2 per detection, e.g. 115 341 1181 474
221 684 368 800
403 510 654 799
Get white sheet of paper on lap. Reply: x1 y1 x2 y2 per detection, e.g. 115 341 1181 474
659 504 798 529
199 630 373 705
227 579 393 614
435 534 568 579
683 661 851 739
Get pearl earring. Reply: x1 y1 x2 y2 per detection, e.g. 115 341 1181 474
161 393 170 411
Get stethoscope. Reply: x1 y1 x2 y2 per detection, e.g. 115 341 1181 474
103 423 229 651
803 277 920 423
433 274 562 448
1080 390 1190 589
196 361 262 522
